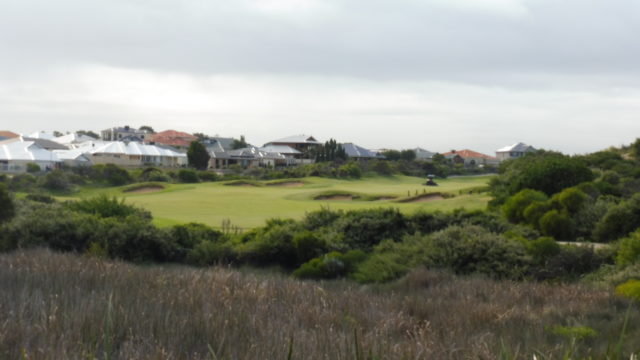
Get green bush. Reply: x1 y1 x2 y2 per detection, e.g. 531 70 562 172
526 236 561 263
502 189 549 223
593 194 640 243
294 250 366 279
8 173 37 192
531 245 609 281
91 164 132 186
553 187 588 214
169 222 226 262
539 209 573 240
186 239 236 265
337 162 362 179
197 171 219 182
178 169 200 183
615 279 640 302
40 169 72 191
26 163 41 173
0 183 15 223
238 219 301 268
293 231 327 264
334 208 407 250
67 195 150 219
616 230 640 266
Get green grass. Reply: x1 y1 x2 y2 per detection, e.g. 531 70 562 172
68 175 493 229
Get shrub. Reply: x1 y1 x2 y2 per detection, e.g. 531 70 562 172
96 216 175 262
178 169 200 183
615 279 640 302
523 201 553 228
26 163 41 173
553 187 588 214
337 163 362 179
197 171 219 182
617 230 640 266
539 210 573 240
67 195 150 220
418 225 530 278
91 164 132 186
187 240 235 265
0 183 15 223
169 222 226 262
40 169 72 191
502 189 549 223
293 231 327 264
238 219 301 268
526 236 561 263
531 245 609 281
593 194 640 242
294 250 366 279
8 173 37 192
334 208 407 250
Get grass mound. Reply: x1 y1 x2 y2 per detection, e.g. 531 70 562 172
122 182 165 194
224 180 263 187
397 192 453 203
265 180 305 187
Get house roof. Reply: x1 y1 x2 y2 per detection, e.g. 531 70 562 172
342 143 383 159
89 141 186 158
227 146 286 160
414 147 436 159
147 130 197 147
54 133 97 145
52 148 92 162
0 141 61 162
22 137 69 150
442 149 496 160
259 145 301 155
28 131 57 140
0 131 20 140
267 135 321 145
496 142 536 153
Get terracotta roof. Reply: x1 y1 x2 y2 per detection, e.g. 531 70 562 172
0 131 20 139
442 149 496 159
147 130 197 147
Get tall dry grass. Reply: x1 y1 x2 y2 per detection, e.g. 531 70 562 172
0 249 637 359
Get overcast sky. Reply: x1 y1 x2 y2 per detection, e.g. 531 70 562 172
2 0 640 154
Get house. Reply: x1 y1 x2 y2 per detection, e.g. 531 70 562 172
0 131 20 141
101 126 149 142
342 143 384 161
87 141 187 167
442 149 499 166
53 133 98 146
0 139 62 173
259 145 302 159
208 146 295 169
146 130 198 148
496 142 536 161
414 147 437 162
27 131 57 140
264 135 321 155
52 148 93 167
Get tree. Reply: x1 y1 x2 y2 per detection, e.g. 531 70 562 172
76 130 99 139
139 125 155 134
187 141 210 170
400 150 416 161
315 139 347 163
0 183 14 223
232 135 248 150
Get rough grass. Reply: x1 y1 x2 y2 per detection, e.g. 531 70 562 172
1 249 638 359
70 175 492 228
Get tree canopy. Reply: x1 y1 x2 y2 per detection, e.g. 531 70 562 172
187 141 211 170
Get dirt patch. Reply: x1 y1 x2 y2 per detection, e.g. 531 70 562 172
123 185 165 194
266 181 305 188
315 195 354 201
401 193 446 203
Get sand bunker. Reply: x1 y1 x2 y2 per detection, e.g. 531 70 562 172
266 181 305 187
124 185 165 194
401 193 446 203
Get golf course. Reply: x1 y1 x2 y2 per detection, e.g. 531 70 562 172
75 175 493 229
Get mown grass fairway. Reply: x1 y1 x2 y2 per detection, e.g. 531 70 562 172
76 175 492 228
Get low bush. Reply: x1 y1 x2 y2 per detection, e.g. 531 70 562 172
178 169 199 183
293 250 366 279
616 229 640 266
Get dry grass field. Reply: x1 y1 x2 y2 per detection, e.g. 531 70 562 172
1 249 638 359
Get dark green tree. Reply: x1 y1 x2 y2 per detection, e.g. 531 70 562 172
139 125 155 134
187 141 211 170
315 139 347 162
76 130 100 139
0 183 14 223
232 135 248 150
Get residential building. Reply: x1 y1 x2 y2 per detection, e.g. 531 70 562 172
101 126 149 142
342 143 384 161
496 142 536 161
146 130 198 148
0 131 20 141
0 139 62 173
264 135 321 155
414 147 437 162
442 149 499 166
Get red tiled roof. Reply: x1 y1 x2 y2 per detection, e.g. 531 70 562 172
0 130 20 139
147 130 197 147
442 149 496 159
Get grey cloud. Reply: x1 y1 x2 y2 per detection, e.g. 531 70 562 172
2 0 640 85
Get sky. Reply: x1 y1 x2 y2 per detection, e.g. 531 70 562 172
1 0 640 155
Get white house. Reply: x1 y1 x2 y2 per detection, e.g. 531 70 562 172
0 140 62 173
496 143 536 162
